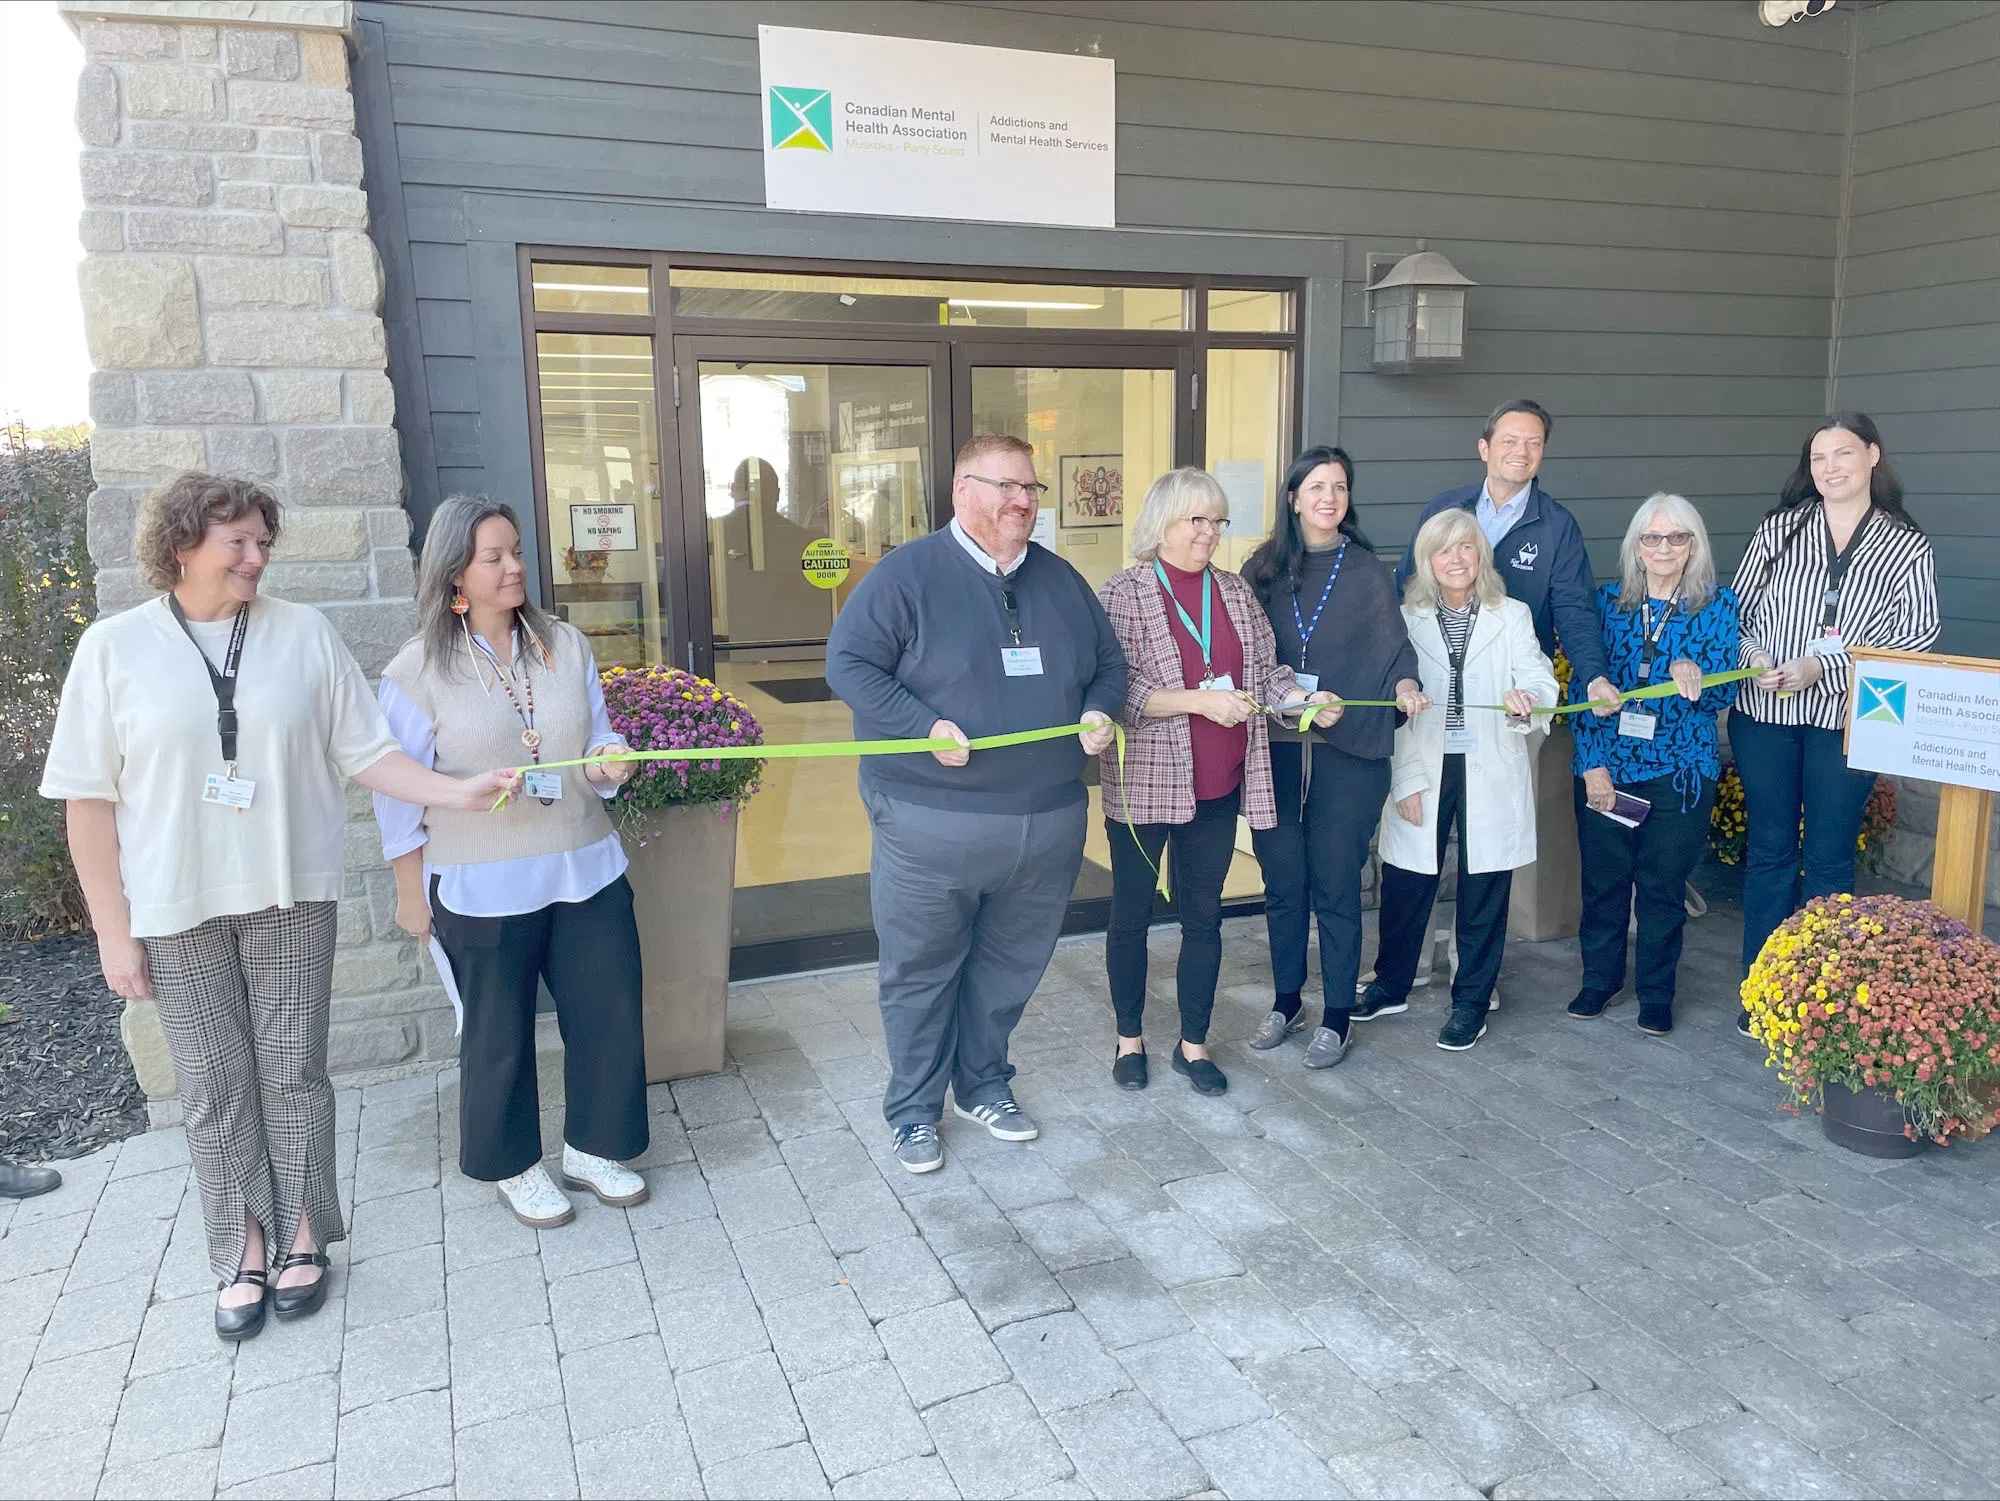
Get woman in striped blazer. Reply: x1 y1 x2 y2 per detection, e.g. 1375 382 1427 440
1729 414 1938 1029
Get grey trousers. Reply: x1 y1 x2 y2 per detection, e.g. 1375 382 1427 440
863 787 1086 1128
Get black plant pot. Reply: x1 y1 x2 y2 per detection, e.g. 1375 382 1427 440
1822 1080 1932 1159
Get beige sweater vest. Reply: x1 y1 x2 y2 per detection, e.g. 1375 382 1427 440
382 620 616 867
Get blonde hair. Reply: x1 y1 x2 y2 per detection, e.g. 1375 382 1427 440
1616 492 1716 611
1128 467 1228 562
1403 507 1505 613
134 471 282 592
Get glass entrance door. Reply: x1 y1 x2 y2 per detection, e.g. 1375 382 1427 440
674 337 945 963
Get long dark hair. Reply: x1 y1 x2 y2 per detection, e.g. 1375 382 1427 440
1751 413 1920 595
417 494 560 677
1242 445 1373 605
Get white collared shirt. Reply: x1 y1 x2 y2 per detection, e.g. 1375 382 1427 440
1475 480 1530 547
950 517 1027 577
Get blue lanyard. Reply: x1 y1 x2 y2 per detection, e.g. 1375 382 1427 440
1289 542 1347 664
1153 561 1214 677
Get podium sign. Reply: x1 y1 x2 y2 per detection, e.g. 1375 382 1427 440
1848 648 2000 925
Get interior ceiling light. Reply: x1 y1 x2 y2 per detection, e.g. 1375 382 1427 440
534 281 648 295
947 299 1103 311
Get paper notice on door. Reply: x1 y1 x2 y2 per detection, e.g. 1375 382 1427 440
1031 508 1056 546
1213 460 1267 528
428 937 464 1036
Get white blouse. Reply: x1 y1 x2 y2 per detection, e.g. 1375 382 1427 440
372 635 629 918
39 595 400 938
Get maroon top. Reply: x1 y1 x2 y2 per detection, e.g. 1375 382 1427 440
1157 561 1247 801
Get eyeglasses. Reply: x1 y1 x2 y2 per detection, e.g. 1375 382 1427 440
1185 516 1231 534
1639 532 1694 550
965 474 1051 502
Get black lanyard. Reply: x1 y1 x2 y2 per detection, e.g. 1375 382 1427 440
1821 506 1871 632
168 596 249 772
1438 602 1477 717
1638 597 1677 681
1289 542 1347 667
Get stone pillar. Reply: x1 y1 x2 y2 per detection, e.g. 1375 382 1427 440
63 0 453 1087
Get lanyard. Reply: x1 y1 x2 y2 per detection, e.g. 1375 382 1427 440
1288 541 1347 667
1638 596 1677 680
167 596 249 772
1153 561 1214 678
1438 602 1477 716
471 630 552 803
1820 505 1871 632
1000 582 1024 646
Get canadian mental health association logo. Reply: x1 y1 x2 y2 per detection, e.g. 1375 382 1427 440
1856 676 1907 725
769 86 833 152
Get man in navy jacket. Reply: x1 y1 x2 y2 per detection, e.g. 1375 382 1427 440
1395 398 1618 707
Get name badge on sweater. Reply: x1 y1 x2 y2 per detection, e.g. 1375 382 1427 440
202 773 256 810
1201 673 1236 693
1444 727 1477 755
1002 647 1045 677
1617 710 1656 741
522 770 564 801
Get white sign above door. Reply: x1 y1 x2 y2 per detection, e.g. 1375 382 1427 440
759 25 1116 229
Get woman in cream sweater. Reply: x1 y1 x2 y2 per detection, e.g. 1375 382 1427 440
373 496 648 1229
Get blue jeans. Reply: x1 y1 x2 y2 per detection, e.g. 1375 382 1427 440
1729 710 1877 976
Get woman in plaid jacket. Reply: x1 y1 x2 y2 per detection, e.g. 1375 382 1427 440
1098 468 1324 1096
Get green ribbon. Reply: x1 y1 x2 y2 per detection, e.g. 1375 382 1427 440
1293 668 1758 733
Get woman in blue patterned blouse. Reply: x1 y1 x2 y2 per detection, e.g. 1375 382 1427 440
1568 493 1740 1035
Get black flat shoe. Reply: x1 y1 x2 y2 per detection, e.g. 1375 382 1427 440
271 1250 331 1321
1637 1005 1674 1036
0 1162 62 1199
1566 987 1621 1019
1112 1048 1148 1091
1171 1043 1227 1096
216 1267 268 1342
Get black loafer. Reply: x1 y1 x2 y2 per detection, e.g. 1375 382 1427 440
271 1250 331 1321
1637 1005 1674 1036
1171 1043 1227 1096
216 1267 268 1342
1566 988 1620 1018
0 1162 62 1199
1112 1049 1148 1091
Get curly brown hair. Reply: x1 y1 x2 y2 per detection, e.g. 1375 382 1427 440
134 471 283 592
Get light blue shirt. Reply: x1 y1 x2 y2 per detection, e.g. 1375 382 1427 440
373 633 629 918
1475 480 1531 548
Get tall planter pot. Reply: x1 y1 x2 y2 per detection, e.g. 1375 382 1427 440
1821 1079 1932 1159
623 803 737 1082
1508 721 1583 942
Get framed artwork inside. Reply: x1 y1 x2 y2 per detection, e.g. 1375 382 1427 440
1058 454 1124 529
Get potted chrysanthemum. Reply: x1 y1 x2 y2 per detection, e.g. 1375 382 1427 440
1742 893 2000 1156
599 665 765 1081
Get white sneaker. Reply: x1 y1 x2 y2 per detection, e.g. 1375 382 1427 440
497 1163 574 1229
560 1145 650 1207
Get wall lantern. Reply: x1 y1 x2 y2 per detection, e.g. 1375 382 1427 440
1369 246 1476 373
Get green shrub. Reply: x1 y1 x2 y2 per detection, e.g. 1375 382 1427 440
0 424 95 938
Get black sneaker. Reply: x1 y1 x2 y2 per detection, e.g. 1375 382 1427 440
1437 1006 1489 1051
1637 1004 1673 1036
1566 987 1620 1019
1352 984 1410 1022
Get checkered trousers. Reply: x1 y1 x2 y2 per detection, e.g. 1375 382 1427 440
142 901 343 1281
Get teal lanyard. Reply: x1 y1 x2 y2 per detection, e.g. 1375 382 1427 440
1153 561 1214 681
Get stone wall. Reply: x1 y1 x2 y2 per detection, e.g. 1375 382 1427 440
63 0 452 1087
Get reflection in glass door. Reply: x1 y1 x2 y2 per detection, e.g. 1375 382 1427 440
684 354 936 959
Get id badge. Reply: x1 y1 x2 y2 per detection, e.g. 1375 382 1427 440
1002 646 1044 677
1617 710 1657 741
522 770 564 801
1203 673 1236 693
202 773 256 810
1444 727 1477 754
1807 632 1845 660
1293 672 1319 693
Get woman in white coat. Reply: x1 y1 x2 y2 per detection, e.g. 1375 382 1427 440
1367 508 1558 1051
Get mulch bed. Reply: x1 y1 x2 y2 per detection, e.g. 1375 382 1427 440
0 932 148 1164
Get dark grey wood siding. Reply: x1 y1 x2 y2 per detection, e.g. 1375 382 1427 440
1834 0 2000 658
356 0 1918 589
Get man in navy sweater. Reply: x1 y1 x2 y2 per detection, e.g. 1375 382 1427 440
1395 399 1619 708
827 434 1124 1174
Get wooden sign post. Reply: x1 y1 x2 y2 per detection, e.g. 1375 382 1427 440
1845 647 2000 926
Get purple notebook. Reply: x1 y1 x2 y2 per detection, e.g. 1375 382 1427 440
1594 791 1653 829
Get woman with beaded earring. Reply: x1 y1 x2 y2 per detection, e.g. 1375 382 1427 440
373 495 650 1229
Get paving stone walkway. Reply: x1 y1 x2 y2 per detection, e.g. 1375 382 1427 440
4 904 2000 1500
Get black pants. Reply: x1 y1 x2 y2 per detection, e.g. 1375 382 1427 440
1574 772 1716 1008
1373 754 1512 1014
431 875 649 1182
1106 788 1240 1044
1252 741 1391 1024
1729 711 1878 975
